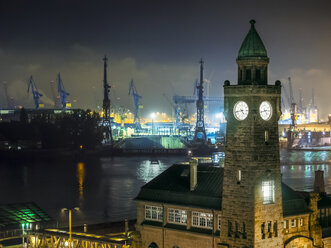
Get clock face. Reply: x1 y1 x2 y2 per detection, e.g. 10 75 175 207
234 101 249 120
259 101 272 120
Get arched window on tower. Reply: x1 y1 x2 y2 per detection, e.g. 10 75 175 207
148 242 158 248
246 69 251 81
228 221 232 237
256 69 261 81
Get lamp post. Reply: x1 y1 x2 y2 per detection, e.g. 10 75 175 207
61 207 79 247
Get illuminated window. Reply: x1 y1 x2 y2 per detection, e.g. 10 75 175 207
237 170 242 183
145 205 163 221
291 219 296 228
262 180 275 204
168 209 187 225
265 131 269 143
218 215 221 230
300 218 304 227
192 212 213 229
284 220 288 229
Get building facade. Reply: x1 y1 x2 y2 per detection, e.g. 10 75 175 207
135 20 328 248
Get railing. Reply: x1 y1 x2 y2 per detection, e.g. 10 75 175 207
25 229 133 248
0 229 23 240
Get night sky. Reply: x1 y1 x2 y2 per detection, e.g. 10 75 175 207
1 0 331 118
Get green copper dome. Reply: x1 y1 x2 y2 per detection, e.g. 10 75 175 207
238 20 268 58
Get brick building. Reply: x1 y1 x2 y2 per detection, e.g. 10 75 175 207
135 20 331 248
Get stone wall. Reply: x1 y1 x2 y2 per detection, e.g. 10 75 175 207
220 84 283 247
136 201 222 248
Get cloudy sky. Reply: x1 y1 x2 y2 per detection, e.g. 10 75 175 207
1 0 331 118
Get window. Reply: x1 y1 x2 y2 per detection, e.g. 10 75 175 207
256 69 261 81
148 242 158 248
291 219 296 228
262 180 275 204
228 221 232 237
274 221 278 237
284 220 288 229
246 69 251 80
261 222 265 239
265 131 269 142
235 222 239 238
192 212 213 229
267 222 272 238
145 205 163 221
168 209 187 225
218 215 221 230
237 170 242 183
242 222 247 239
300 218 304 227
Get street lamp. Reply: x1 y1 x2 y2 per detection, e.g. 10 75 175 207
61 207 80 247
150 113 156 135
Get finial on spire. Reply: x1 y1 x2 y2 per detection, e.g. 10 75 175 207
250 19 256 26
103 55 108 62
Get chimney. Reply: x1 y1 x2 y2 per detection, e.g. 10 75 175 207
125 219 129 236
190 158 198 191
314 170 325 194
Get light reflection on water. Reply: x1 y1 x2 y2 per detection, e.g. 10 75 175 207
281 149 331 193
77 162 85 202
137 160 167 183
2 150 331 225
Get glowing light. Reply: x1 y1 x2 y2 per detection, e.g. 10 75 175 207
262 180 274 204
77 162 85 200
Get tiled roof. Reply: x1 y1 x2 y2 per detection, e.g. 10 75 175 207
238 20 268 59
0 202 52 227
282 183 312 216
136 163 312 217
318 195 331 209
135 163 223 210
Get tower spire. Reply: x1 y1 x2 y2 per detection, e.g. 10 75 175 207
237 20 269 85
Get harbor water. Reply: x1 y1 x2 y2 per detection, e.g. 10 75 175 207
1 149 331 226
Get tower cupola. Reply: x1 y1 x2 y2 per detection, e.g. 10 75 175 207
237 20 269 85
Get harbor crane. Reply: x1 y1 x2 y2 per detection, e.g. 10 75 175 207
3 81 15 109
287 77 297 149
194 59 207 143
128 80 142 129
102 55 113 145
27 76 43 109
288 77 296 126
56 73 70 109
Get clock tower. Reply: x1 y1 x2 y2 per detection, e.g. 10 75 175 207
219 20 284 247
